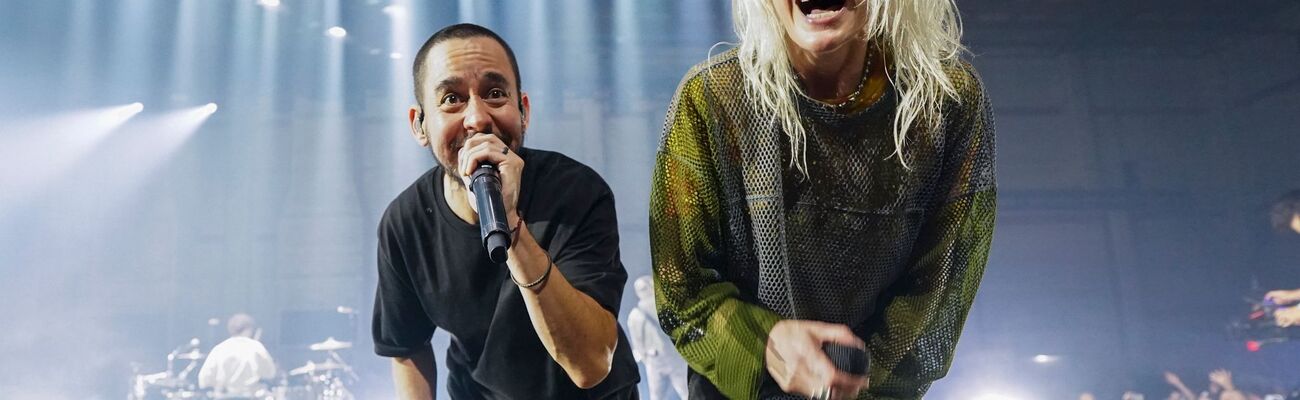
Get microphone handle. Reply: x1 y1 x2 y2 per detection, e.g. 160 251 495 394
822 343 870 375
471 164 511 263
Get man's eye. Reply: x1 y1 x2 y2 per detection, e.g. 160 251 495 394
487 89 507 99
440 93 462 105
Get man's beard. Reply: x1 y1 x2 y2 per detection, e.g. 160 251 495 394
434 146 466 190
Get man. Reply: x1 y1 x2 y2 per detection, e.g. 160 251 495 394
198 313 276 399
626 276 687 400
650 0 995 399
372 23 639 399
1265 190 1300 327
1270 189 1300 235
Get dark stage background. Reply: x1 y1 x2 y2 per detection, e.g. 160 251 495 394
1 0 1298 398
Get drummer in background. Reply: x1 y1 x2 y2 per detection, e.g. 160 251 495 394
198 313 277 399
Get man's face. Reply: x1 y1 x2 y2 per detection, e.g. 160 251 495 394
411 36 529 183
1291 213 1300 235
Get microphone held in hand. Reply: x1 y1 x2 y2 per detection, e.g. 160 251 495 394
822 342 870 375
471 164 511 263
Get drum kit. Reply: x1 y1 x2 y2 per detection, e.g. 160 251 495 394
129 337 358 400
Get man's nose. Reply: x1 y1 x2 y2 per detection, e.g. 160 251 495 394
462 97 493 134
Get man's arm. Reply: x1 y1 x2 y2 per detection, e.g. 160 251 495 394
197 353 216 389
627 311 647 362
454 134 625 389
373 206 439 397
392 347 437 400
1265 289 1300 305
1165 371 1198 400
506 220 619 389
255 343 276 380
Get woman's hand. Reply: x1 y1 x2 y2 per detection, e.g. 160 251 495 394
765 320 869 400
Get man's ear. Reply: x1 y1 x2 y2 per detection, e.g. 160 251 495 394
408 105 429 147
519 92 531 134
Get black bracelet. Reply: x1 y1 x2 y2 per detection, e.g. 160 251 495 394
511 252 553 289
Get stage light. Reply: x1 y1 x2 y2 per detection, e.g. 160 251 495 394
257 0 280 8
973 394 1021 400
326 26 347 38
382 4 406 17
0 103 149 203
1032 354 1060 364
389 52 403 60
114 102 145 119
200 103 218 115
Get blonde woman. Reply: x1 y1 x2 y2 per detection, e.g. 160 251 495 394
649 0 997 399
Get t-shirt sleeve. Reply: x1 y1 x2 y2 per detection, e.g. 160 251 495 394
547 178 628 317
255 342 276 379
372 213 437 358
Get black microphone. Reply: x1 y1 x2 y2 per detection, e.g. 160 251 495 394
822 343 870 375
470 163 511 263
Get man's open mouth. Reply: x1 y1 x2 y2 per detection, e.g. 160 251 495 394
796 0 847 17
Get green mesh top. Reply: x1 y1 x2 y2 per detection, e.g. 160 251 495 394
649 48 997 400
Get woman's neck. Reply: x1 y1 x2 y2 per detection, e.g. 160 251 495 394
788 39 871 103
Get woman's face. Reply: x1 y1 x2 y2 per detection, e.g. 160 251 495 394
770 0 870 56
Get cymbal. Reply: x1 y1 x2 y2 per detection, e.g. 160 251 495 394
308 337 352 351
289 360 346 376
145 376 190 388
175 349 206 360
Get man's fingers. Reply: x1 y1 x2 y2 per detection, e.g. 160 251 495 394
462 131 505 147
461 143 509 175
458 133 506 173
822 369 868 400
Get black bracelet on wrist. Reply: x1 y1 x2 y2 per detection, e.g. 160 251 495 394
510 214 524 245
511 252 553 290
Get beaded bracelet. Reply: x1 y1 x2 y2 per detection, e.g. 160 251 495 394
511 252 553 289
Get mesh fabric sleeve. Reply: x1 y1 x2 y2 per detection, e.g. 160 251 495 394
867 62 997 399
650 71 783 400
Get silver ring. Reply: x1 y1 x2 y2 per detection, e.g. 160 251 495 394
813 386 831 400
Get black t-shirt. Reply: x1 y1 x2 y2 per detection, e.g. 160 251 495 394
372 148 640 399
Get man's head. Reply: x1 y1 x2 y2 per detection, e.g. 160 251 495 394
409 23 529 186
1271 189 1300 235
633 275 653 301
226 313 257 338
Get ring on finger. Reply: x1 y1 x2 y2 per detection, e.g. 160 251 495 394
813 386 831 400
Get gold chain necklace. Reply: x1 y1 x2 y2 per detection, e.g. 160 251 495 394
828 43 874 111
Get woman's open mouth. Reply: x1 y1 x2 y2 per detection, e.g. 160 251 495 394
796 0 847 23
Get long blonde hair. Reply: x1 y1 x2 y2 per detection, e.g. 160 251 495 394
732 0 966 170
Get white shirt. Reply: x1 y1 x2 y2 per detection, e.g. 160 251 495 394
197 336 276 396
627 302 686 372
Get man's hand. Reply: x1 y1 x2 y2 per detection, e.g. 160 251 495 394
1264 289 1300 305
1208 369 1234 392
1275 307 1300 327
457 132 523 224
765 320 869 400
1163 371 1184 388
